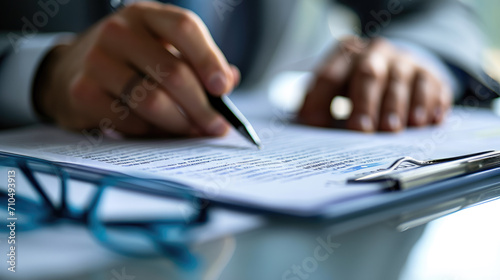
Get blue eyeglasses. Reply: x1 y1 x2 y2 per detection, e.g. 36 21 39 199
0 151 209 269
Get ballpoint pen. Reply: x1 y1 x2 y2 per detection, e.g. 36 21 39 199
350 150 500 190
206 95 262 149
109 0 262 148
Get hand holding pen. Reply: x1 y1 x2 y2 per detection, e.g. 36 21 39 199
33 1 244 140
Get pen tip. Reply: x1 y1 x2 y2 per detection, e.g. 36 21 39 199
253 140 262 150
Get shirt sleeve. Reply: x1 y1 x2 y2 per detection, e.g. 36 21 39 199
0 33 73 128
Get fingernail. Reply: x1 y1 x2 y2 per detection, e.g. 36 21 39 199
209 71 228 94
358 114 374 132
413 106 426 125
207 116 229 136
387 113 401 131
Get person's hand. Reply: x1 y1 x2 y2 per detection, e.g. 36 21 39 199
34 2 239 137
299 36 452 132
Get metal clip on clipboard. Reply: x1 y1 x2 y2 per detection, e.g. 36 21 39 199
349 150 500 190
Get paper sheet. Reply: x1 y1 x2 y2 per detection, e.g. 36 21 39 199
1 107 500 213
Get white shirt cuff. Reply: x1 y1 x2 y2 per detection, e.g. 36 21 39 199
0 33 73 127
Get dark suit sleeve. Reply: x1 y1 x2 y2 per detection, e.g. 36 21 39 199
0 0 108 129
337 0 499 105
0 34 13 63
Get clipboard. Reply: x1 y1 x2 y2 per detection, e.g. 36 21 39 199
294 150 500 234
2 149 500 234
202 150 500 237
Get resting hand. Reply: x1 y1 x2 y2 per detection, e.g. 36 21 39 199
34 2 239 137
299 36 452 132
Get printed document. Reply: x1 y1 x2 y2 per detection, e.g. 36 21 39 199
1 108 500 213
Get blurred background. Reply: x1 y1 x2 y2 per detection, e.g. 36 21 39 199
466 0 500 47
464 0 500 80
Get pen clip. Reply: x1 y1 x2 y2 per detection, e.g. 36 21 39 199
348 150 500 189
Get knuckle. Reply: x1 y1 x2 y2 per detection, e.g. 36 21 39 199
358 59 383 80
175 10 202 34
369 38 393 55
372 37 389 48
98 17 128 40
340 35 359 45
123 2 148 15
101 18 126 34
358 52 389 81
340 36 366 52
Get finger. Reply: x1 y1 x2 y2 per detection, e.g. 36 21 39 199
84 48 196 136
68 74 152 136
97 26 229 136
378 58 414 132
433 83 452 124
347 39 391 132
122 3 234 94
230 65 241 88
408 70 439 126
299 45 356 127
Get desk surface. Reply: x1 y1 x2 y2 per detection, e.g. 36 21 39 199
0 198 499 280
